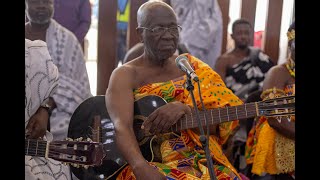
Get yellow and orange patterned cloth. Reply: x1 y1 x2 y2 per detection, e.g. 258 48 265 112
117 54 243 180
245 84 295 176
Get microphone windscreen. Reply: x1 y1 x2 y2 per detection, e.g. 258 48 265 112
175 55 188 66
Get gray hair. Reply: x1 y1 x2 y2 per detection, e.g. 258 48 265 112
137 0 175 27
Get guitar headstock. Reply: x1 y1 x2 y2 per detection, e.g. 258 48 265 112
49 137 105 169
257 95 295 117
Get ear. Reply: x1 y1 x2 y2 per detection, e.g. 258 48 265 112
136 28 144 43
230 33 235 40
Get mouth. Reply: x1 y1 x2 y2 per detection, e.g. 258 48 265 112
159 44 175 51
36 11 49 16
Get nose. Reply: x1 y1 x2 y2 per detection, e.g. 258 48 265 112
34 0 48 7
161 29 177 39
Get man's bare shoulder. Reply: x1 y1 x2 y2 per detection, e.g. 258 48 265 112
216 52 234 66
112 63 136 78
268 64 288 76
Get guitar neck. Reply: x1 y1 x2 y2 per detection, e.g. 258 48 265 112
171 102 257 132
25 139 48 158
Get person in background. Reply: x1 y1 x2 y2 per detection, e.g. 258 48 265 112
245 21 295 180
53 0 92 47
214 18 274 174
215 18 274 102
25 39 71 180
25 0 92 141
106 1 242 179
162 0 223 69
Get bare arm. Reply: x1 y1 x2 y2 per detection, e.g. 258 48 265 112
214 56 228 81
263 65 288 91
263 66 295 139
105 67 165 179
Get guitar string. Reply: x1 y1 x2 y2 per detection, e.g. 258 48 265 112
97 102 294 133
98 109 260 133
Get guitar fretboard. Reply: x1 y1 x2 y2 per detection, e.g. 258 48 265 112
25 139 48 157
171 102 257 132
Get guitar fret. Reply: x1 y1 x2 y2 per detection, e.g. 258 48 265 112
45 141 49 158
35 140 38 156
245 104 248 117
191 112 193 127
181 117 182 130
235 106 238 119
176 119 178 132
227 107 229 121
218 108 221 123
186 114 188 129
210 110 213 125
27 139 29 155
192 112 194 127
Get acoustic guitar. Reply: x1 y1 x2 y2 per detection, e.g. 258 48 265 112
25 137 105 168
68 94 295 179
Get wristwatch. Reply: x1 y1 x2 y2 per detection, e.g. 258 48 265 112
41 100 53 115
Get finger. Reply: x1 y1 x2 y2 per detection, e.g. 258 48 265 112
155 118 170 133
162 120 173 133
150 116 162 134
26 119 35 132
142 110 158 130
30 124 44 139
29 129 37 139
185 105 192 115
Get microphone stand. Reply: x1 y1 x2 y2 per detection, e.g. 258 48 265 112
185 76 217 180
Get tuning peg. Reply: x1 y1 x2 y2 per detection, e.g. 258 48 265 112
71 163 80 168
82 165 89 169
65 137 74 141
76 137 83 141
86 137 92 142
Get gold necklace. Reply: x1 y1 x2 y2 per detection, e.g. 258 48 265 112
285 58 295 78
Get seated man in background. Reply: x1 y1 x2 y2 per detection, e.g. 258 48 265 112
25 0 92 141
214 18 274 172
106 1 243 179
25 39 71 180
215 18 274 102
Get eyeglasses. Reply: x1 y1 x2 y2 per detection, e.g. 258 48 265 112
137 25 182 36
27 0 53 5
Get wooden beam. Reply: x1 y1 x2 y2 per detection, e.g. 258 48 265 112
218 0 230 54
264 0 283 64
127 0 147 49
97 0 117 95
241 0 257 46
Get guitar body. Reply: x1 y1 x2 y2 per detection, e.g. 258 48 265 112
68 96 125 180
133 95 168 162
68 95 167 179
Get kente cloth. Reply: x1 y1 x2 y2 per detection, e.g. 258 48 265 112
46 19 92 140
25 39 71 180
225 47 274 101
245 85 295 176
117 54 243 180
171 0 223 68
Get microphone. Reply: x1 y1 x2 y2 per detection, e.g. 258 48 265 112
175 55 199 82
